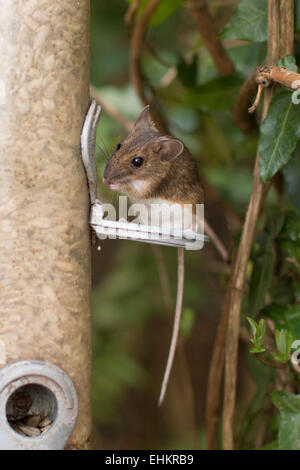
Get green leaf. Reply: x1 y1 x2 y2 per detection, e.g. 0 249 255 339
272 328 293 363
249 346 266 354
221 0 268 42
271 352 287 363
257 318 266 344
247 316 258 337
275 328 289 355
278 55 298 73
259 89 300 183
247 317 266 352
279 411 300 450
272 391 300 449
222 1 300 41
272 391 300 412
127 0 185 27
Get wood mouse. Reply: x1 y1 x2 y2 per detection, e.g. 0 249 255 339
103 105 205 405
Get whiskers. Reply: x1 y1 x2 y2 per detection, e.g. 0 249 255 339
96 135 125 206
96 142 109 163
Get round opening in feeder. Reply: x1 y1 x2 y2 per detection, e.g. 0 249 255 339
5 383 57 438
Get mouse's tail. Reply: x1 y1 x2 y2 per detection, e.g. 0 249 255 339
158 247 185 406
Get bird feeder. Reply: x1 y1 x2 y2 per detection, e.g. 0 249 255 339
0 0 91 450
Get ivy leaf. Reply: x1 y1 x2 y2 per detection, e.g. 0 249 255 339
222 1 300 40
272 391 300 449
259 89 300 183
221 0 268 42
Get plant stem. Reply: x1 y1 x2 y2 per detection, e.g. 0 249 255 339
221 0 281 451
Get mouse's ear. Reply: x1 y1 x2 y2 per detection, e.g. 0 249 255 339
155 136 184 161
132 105 159 131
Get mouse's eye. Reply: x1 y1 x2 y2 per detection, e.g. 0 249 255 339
131 156 144 168
116 143 122 151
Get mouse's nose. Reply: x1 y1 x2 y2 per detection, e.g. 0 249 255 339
102 172 123 192
103 167 124 183
102 175 112 188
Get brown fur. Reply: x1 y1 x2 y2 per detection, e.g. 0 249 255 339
103 106 205 205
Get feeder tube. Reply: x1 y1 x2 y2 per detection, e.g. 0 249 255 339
0 0 92 449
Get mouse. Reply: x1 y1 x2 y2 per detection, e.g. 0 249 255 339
103 105 205 405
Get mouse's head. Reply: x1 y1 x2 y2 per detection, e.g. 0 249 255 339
103 106 184 199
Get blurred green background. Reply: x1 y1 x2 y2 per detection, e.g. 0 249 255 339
89 0 266 449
